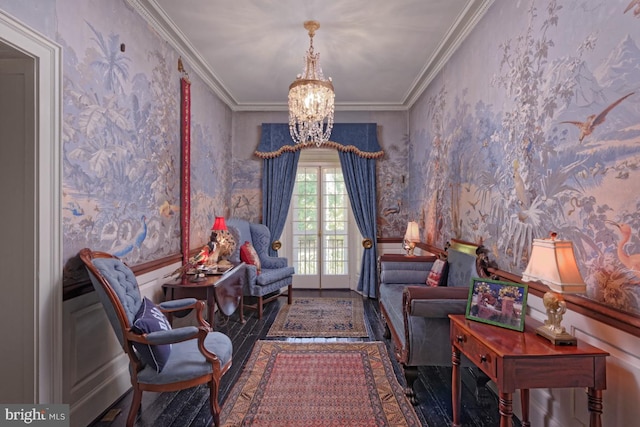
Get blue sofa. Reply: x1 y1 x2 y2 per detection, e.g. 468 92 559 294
378 239 490 401
226 218 294 318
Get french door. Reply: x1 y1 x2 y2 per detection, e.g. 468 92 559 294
282 150 358 289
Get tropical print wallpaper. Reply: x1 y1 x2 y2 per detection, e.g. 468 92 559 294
408 0 640 316
54 0 231 268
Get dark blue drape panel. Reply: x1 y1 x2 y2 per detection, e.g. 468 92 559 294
262 153 300 256
338 150 379 298
259 124 300 256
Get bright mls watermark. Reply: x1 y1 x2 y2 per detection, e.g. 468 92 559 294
0 404 69 426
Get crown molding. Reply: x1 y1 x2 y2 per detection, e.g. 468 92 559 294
126 0 237 107
404 0 495 108
128 0 494 112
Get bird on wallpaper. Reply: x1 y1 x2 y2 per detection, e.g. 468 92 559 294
382 200 401 216
113 215 147 258
606 220 640 282
560 92 634 143
512 159 529 207
625 0 640 17
64 201 84 216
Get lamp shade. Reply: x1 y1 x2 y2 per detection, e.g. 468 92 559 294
521 236 586 294
211 216 227 231
404 221 420 242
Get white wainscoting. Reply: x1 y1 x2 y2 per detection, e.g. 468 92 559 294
63 263 179 427
509 294 640 426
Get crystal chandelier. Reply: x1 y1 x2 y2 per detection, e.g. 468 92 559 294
288 20 335 147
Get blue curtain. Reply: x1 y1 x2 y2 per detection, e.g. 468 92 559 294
338 151 379 298
256 123 382 296
258 124 300 256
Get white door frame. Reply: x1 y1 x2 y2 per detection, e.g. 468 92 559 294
0 11 63 403
281 148 360 290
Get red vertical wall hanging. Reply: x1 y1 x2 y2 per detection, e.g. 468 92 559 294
180 62 191 266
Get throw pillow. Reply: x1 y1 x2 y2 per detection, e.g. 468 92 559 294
426 258 448 287
131 297 172 373
240 241 261 273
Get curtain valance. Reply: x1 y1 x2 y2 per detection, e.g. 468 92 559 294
255 123 384 159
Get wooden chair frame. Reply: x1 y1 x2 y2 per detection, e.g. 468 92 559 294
79 248 232 427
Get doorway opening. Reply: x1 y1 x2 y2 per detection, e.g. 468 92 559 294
281 149 360 290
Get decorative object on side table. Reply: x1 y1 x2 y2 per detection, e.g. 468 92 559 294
521 232 586 345
209 216 236 271
465 277 528 331
403 221 420 256
163 243 212 281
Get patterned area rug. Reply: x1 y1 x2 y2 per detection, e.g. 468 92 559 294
220 341 422 427
266 297 368 338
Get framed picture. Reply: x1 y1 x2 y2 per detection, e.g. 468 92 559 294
465 278 528 331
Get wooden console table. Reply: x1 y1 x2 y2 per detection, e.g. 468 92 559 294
449 314 608 427
163 263 245 328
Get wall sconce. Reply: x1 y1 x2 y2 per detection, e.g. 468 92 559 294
403 221 420 257
521 232 586 345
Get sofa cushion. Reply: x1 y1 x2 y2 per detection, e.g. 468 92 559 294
446 247 478 287
426 259 448 287
132 297 173 373
240 241 261 273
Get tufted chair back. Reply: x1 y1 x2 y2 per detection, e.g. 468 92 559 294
82 251 143 346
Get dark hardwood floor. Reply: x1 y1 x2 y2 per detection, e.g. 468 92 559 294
89 289 519 426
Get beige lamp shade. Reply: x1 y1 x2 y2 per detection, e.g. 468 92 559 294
404 221 420 242
522 236 586 294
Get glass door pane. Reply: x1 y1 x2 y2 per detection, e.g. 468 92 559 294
290 165 350 288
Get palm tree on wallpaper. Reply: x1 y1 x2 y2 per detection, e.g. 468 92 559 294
87 21 130 94
63 23 181 263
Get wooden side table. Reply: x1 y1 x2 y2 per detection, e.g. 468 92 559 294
163 263 245 328
449 314 608 427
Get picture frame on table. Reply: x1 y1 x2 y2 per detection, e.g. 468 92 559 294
465 278 528 332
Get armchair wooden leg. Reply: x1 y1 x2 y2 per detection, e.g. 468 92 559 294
127 388 142 427
287 284 293 305
209 379 221 427
257 297 263 319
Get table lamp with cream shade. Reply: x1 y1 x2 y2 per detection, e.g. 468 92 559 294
521 232 586 345
403 221 420 257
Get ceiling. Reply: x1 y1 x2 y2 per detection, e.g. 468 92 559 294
129 0 494 111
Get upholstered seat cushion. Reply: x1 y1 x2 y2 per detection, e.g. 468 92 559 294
256 266 295 286
137 331 233 385
379 282 408 348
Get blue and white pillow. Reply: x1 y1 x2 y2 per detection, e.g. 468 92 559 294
132 297 172 372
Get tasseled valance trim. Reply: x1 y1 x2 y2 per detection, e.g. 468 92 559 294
255 140 384 159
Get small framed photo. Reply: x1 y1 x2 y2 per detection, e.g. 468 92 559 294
465 278 528 331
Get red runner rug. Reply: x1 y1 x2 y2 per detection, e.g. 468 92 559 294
220 341 421 427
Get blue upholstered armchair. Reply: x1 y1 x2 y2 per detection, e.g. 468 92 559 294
226 218 294 318
79 248 233 427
